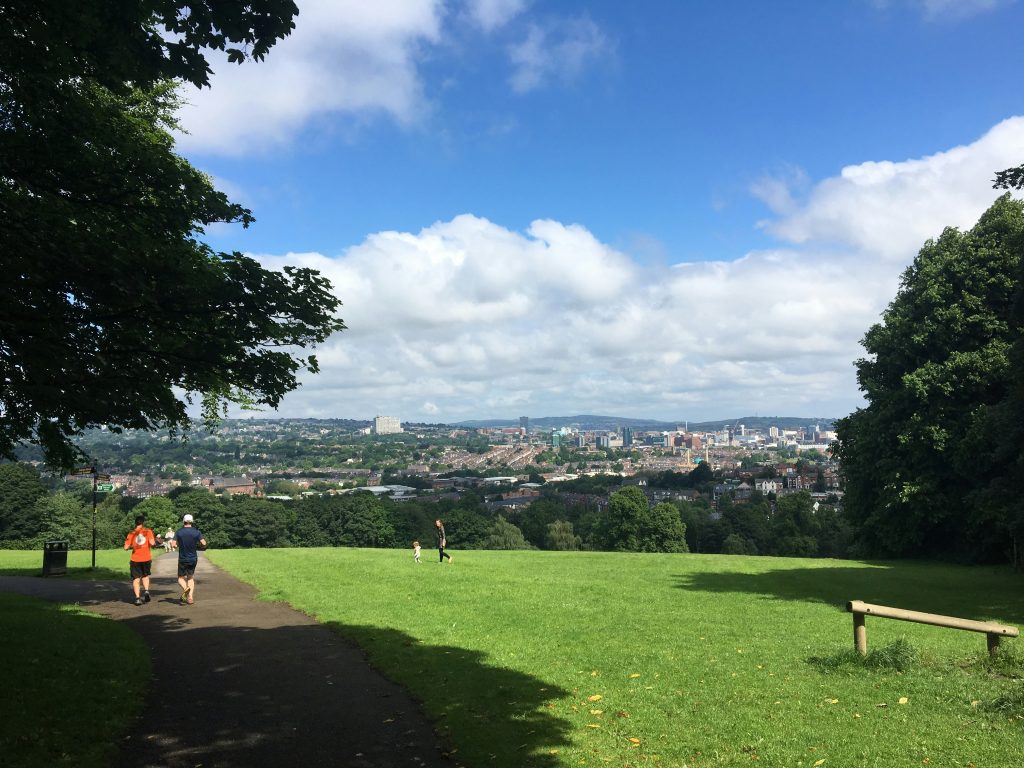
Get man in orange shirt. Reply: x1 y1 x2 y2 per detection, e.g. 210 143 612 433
124 515 159 606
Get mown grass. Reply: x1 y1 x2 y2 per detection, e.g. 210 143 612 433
208 549 1024 767
0 592 149 768
0 548 143 580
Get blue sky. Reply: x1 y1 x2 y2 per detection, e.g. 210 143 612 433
176 0 1024 424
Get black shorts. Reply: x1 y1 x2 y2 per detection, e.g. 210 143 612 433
178 560 197 578
129 560 152 579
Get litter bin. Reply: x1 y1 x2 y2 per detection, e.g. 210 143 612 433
42 540 69 577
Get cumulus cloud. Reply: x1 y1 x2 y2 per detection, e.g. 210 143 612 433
176 0 443 155
508 15 611 94
246 117 1024 422
252 216 881 422
755 117 1024 260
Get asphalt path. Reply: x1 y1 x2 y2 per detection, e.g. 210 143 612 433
0 554 455 768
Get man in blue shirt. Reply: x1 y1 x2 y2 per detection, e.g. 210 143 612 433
174 514 207 605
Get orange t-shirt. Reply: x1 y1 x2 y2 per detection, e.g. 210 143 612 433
125 526 155 562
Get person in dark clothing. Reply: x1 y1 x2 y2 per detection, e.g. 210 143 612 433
435 519 452 564
174 513 207 605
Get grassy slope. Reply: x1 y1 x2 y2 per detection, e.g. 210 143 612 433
209 549 1024 768
0 593 149 768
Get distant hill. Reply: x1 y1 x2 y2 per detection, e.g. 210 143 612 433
453 415 836 432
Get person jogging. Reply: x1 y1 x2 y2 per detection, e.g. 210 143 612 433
435 519 452 564
174 513 207 605
124 515 158 606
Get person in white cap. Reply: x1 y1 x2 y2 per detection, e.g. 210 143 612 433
174 513 207 605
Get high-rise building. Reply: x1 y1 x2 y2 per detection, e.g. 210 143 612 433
373 415 402 435
519 416 529 432
622 427 633 448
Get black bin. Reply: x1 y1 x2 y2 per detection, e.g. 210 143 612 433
42 540 69 577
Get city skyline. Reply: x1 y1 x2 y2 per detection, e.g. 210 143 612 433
179 1 1024 424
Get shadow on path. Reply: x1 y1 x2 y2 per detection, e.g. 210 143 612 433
0 555 572 768
674 562 1024 625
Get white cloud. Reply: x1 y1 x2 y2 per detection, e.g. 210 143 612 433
176 0 444 155
465 0 528 30
508 16 611 94
243 116 1024 422
250 214 882 422
756 117 1024 260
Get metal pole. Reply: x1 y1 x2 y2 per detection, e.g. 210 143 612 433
91 471 97 570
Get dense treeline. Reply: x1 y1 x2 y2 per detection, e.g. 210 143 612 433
0 462 845 557
835 195 1024 566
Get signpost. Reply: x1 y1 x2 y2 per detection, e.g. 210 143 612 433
69 467 102 569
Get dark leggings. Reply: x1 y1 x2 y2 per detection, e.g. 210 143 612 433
438 546 450 562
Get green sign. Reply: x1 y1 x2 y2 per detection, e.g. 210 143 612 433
96 483 114 492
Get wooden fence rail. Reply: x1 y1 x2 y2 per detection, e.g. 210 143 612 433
845 600 1019 657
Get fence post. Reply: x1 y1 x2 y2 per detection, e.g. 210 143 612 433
853 612 867 655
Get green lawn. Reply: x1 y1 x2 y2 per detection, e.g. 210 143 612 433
209 549 1024 768
0 548 143 580
0 592 149 768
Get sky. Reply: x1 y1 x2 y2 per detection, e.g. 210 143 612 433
176 0 1024 425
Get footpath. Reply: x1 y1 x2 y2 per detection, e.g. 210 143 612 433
0 554 455 768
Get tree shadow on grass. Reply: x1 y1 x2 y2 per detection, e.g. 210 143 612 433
324 622 573 768
0 592 146 768
0 564 124 580
675 562 1024 625
2 602 573 768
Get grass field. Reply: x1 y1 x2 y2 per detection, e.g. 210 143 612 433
0 548 141 580
0 592 149 768
209 549 1024 768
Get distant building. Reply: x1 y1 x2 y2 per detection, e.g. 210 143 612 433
622 427 634 448
373 415 402 435
520 416 529 432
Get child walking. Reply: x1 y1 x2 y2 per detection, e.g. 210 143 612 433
413 540 421 563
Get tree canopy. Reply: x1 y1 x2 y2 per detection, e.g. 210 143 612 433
835 194 1024 563
1 2 346 468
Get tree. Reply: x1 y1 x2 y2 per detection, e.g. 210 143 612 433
600 486 648 551
0 462 48 544
1 2 345 469
33 492 90 548
132 496 178 538
483 516 532 550
517 497 566 547
600 487 689 553
995 165 1024 191
688 462 714 489
834 195 1024 561
722 495 770 554
721 533 757 556
645 502 690 553
544 520 581 551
